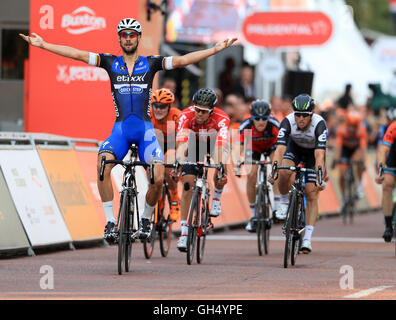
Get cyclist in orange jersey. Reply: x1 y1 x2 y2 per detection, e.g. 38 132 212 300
151 88 181 221
332 111 367 207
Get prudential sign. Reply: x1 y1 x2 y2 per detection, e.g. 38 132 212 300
241 12 333 48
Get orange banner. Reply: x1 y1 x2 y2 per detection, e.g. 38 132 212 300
37 147 103 240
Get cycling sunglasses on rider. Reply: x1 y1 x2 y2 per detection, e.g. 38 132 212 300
152 103 170 110
294 112 312 118
252 115 270 121
194 105 213 114
119 31 138 39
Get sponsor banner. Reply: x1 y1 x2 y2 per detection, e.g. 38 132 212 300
74 148 120 228
241 11 333 48
0 168 31 252
0 149 72 246
37 147 103 240
27 1 139 141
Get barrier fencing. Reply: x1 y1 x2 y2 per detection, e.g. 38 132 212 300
0 132 381 257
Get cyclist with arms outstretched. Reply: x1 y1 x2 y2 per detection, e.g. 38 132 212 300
20 19 237 241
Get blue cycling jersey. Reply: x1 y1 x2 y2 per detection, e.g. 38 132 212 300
90 53 173 162
90 53 172 121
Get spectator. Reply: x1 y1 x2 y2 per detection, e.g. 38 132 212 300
337 84 354 110
280 94 293 117
161 77 181 109
232 63 255 101
218 57 236 97
213 88 224 109
224 93 247 130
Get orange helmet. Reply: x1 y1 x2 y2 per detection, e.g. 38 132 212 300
345 111 361 126
152 88 175 104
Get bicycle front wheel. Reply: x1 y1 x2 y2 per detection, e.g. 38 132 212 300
291 199 303 266
118 191 131 275
159 190 173 257
187 189 199 265
197 197 209 264
283 191 297 269
256 186 270 256
143 209 156 259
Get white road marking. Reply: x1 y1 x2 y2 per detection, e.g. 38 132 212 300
206 235 385 243
344 286 393 299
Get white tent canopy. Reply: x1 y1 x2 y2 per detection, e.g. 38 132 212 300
299 0 393 105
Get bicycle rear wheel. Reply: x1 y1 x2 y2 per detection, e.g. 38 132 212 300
197 197 209 264
159 190 173 257
283 192 297 268
187 189 199 265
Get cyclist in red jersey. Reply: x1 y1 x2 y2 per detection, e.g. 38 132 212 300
150 88 181 221
175 88 230 251
376 121 396 242
238 100 280 232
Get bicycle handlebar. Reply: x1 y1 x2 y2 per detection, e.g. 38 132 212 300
99 156 155 183
271 161 323 185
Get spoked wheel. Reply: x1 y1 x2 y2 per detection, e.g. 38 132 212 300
291 201 303 266
159 193 173 257
197 200 209 264
143 210 156 259
124 207 133 272
187 190 199 265
118 192 132 275
256 188 265 256
283 192 296 269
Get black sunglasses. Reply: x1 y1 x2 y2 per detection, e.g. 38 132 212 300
153 103 169 110
294 112 312 118
252 115 269 121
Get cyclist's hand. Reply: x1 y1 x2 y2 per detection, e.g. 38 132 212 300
268 173 275 185
375 175 384 184
170 168 181 182
216 173 228 188
19 33 44 48
214 37 238 53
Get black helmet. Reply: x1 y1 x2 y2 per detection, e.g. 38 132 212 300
192 88 218 107
250 100 271 117
292 94 315 112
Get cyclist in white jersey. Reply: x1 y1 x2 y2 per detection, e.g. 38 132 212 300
269 94 328 254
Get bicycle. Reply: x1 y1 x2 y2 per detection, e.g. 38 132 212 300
272 161 322 268
339 160 363 224
99 144 155 275
178 156 225 265
143 163 177 259
378 165 396 256
236 158 273 256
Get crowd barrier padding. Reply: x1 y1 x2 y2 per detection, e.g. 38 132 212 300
35 136 103 241
0 133 72 248
0 167 31 254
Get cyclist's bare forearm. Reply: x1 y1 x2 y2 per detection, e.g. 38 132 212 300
176 142 188 162
42 42 90 63
314 149 326 174
377 144 390 168
273 145 287 166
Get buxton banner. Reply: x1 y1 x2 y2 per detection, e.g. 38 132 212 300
26 1 141 141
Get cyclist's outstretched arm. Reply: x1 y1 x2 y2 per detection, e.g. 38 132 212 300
172 38 237 68
19 32 89 63
272 145 287 168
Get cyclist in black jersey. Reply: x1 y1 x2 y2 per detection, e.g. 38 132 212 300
20 18 237 241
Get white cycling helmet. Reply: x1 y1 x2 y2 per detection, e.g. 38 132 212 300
117 18 142 34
